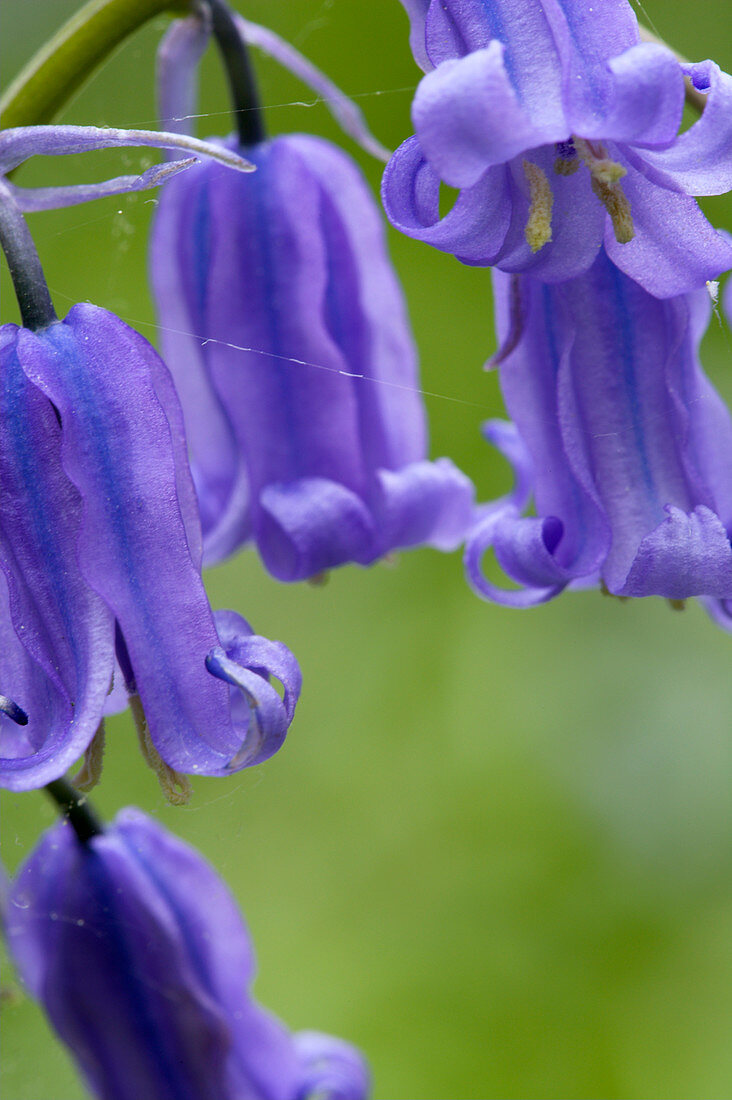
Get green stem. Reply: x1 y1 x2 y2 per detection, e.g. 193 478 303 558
0 0 193 129
45 779 105 844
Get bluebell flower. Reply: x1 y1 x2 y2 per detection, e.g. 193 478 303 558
0 303 300 790
6 807 369 1100
383 0 732 296
465 251 732 606
150 13 474 581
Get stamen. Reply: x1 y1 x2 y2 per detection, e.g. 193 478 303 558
590 177 635 244
553 140 580 177
668 598 686 611
129 693 192 805
488 274 524 368
0 694 28 725
573 137 627 185
75 721 106 792
600 581 629 603
522 159 553 253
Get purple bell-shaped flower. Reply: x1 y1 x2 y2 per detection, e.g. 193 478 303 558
6 804 369 1100
150 9 474 581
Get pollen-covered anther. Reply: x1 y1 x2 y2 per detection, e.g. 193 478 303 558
74 721 106 792
590 177 635 244
129 693 192 805
553 140 580 176
522 159 553 253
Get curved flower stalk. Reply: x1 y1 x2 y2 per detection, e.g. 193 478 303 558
6 807 369 1100
382 0 732 297
465 251 732 608
151 15 474 581
0 304 300 789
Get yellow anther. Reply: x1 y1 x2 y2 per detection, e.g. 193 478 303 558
130 693 192 805
590 177 635 244
600 581 629 602
522 159 553 253
75 720 106 792
553 155 580 176
573 137 626 184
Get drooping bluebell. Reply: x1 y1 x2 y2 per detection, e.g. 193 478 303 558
0 304 300 789
465 251 732 606
382 0 732 296
150 13 475 581
6 807 369 1100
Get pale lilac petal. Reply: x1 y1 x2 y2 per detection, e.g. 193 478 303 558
604 163 732 297
464 508 568 607
412 45 565 188
423 0 565 128
543 0 640 126
619 505 732 598
9 158 196 212
156 13 211 140
0 124 253 175
259 480 375 581
373 458 475 551
294 1031 371 1100
234 15 390 161
381 135 513 264
580 43 684 146
634 60 732 194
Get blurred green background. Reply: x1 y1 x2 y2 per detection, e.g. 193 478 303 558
3 1 732 1096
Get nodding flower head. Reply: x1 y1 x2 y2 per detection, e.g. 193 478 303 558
466 250 732 612
383 0 732 297
6 807 369 1100
0 304 300 791
151 131 475 580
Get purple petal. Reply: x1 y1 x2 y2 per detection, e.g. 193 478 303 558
381 135 513 264
619 505 732 598
234 15 390 162
493 269 609 577
422 0 565 129
9 158 197 212
0 331 113 790
464 508 568 607
294 1031 371 1100
0 124 253 175
397 0 432 71
372 458 475 551
207 609 302 766
285 134 427 470
580 43 684 146
259 479 376 581
543 0 641 127
604 161 732 296
481 420 534 511
490 145 605 282
412 45 565 188
149 159 248 563
157 13 211 141
634 60 732 194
